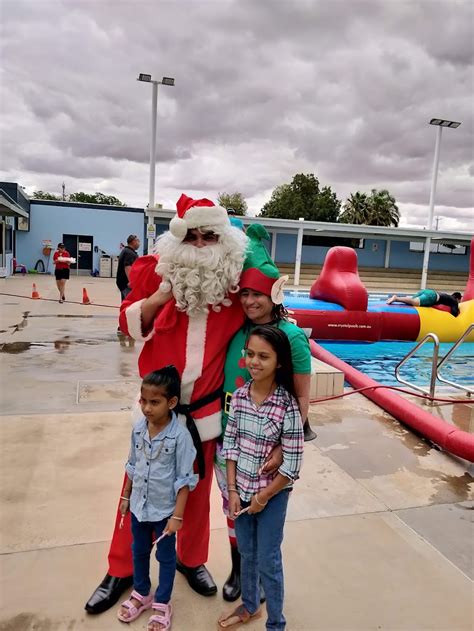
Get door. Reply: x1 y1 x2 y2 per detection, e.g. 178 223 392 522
63 234 94 272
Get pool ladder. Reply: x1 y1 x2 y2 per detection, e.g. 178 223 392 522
395 323 474 402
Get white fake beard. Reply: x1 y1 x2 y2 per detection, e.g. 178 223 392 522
153 228 247 317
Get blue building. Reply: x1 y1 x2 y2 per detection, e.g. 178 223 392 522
1 181 471 284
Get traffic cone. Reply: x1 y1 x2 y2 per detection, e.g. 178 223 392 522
82 287 91 305
31 283 40 299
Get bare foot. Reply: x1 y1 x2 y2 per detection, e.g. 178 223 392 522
386 295 397 305
218 604 261 628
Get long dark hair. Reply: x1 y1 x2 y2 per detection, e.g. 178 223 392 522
242 302 291 335
142 365 181 401
246 324 298 403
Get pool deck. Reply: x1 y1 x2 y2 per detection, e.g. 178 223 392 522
1 275 473 631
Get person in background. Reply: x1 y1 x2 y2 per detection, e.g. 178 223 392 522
116 235 140 301
53 242 73 303
218 325 304 631
227 208 245 232
387 289 462 317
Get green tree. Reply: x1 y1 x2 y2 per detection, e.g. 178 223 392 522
341 189 399 227
339 192 371 224
32 190 61 201
259 173 340 221
68 192 125 206
217 192 248 215
367 189 399 226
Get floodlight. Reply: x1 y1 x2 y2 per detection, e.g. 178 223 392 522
430 118 461 128
161 77 175 86
138 73 152 82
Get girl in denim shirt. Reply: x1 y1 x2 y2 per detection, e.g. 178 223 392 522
118 366 198 630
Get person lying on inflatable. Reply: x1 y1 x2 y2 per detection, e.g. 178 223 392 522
387 290 462 317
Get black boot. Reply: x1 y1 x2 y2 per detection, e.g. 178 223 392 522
84 574 133 614
303 419 317 442
223 545 241 602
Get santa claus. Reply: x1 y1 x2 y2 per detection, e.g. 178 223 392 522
85 194 248 614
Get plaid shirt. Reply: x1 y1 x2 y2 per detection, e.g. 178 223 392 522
222 381 304 502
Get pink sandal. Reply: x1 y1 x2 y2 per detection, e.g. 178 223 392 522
147 602 173 630
117 589 153 622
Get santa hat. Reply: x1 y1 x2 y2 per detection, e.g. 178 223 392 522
169 193 230 241
239 224 288 304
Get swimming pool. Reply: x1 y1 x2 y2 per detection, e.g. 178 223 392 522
285 289 389 304
319 340 474 388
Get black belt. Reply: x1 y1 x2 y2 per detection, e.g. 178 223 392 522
175 387 222 480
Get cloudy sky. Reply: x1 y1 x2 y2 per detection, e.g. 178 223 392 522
1 0 473 230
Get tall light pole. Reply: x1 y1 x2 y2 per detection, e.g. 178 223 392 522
137 73 175 253
420 118 461 289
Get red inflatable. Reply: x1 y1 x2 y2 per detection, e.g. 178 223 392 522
461 237 474 302
310 246 368 311
310 340 474 463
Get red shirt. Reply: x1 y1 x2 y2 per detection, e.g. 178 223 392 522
53 250 71 270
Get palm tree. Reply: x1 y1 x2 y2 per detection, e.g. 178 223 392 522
367 189 399 227
339 192 370 224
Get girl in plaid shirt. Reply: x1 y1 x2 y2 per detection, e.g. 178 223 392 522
218 325 304 631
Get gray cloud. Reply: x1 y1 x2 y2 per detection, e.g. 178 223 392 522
0 0 472 230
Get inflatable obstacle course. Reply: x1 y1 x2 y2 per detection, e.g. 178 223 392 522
284 238 474 343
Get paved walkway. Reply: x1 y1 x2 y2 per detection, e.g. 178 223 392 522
0 275 472 630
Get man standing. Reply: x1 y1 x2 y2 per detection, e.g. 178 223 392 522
116 234 140 301
85 194 248 614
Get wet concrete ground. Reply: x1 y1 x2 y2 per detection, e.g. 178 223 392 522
0 275 473 630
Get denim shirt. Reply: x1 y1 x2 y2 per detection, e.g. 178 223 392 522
126 413 198 522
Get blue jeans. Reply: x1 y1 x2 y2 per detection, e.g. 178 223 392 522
131 513 176 603
235 489 290 631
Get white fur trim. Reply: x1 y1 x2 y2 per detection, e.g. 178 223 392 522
169 216 188 239
180 312 208 404
176 205 229 234
177 410 222 442
125 299 155 342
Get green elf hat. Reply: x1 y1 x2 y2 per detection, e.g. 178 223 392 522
240 224 289 304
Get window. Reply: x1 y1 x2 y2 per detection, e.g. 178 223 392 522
17 215 30 231
302 235 365 248
409 241 466 255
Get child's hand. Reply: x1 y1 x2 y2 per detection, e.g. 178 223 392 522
119 499 130 517
164 517 183 536
249 493 267 515
260 444 283 475
228 492 241 519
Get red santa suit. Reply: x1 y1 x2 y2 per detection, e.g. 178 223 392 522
108 254 245 576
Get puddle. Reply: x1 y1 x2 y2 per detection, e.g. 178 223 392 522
9 311 30 333
29 313 117 319
1 336 119 354
0 342 39 354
